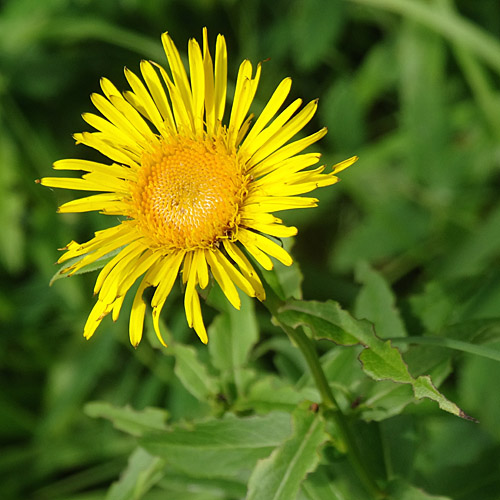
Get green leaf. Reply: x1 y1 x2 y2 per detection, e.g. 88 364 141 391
290 0 344 71
348 0 500 76
301 464 373 500
398 18 449 186
323 77 366 152
358 340 412 383
139 412 292 478
359 315 500 421
171 343 219 401
246 406 326 500
409 281 455 332
438 203 500 279
152 473 247 500
106 447 165 500
332 199 430 272
234 376 308 414
387 478 452 500
354 261 407 339
277 299 475 420
208 293 258 388
0 128 25 273
49 246 123 285
260 238 303 301
39 333 117 437
460 341 500 440
85 401 169 437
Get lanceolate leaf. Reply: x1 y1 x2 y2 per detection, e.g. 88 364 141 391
354 261 407 338
171 343 218 401
49 246 123 285
106 447 165 500
246 406 326 500
208 292 259 392
276 299 476 421
139 412 292 478
85 401 169 437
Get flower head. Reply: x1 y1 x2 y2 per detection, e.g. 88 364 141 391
40 28 357 346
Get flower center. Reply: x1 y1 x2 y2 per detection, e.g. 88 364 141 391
131 136 246 249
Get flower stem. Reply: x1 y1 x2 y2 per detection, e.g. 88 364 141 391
264 295 386 499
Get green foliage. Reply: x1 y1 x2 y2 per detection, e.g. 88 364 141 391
3 0 500 498
246 405 326 500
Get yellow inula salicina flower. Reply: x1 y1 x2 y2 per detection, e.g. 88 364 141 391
40 28 357 347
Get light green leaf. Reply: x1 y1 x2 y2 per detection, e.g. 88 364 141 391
106 447 165 500
260 238 303 301
140 412 292 478
172 343 218 401
354 261 407 338
85 401 169 437
246 406 326 500
153 473 247 500
49 246 123 285
277 300 475 420
358 340 413 383
208 293 258 389
234 376 308 414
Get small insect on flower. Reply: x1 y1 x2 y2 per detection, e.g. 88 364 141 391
39 28 357 347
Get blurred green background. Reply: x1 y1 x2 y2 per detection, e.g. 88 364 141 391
2 0 500 498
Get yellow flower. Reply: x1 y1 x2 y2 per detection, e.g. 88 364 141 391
40 28 357 347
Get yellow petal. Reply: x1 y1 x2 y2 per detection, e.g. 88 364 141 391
129 279 149 347
332 155 358 174
222 241 266 300
205 249 241 310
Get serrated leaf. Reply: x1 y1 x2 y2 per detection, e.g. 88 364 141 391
140 412 292 478
106 447 165 500
276 299 475 420
246 406 325 500
85 401 168 437
358 341 413 383
171 343 218 401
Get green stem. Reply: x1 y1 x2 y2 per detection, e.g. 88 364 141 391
264 297 386 499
